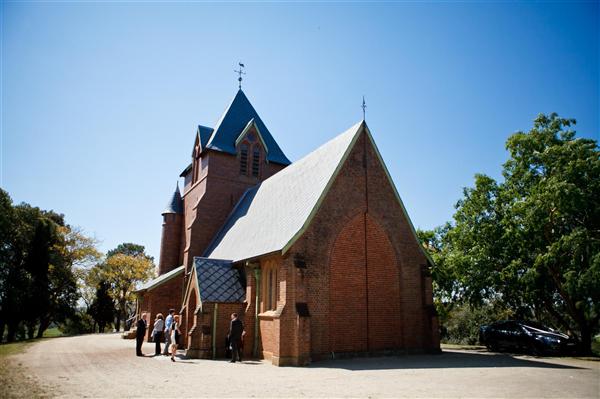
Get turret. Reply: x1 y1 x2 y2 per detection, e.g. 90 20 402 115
158 184 184 275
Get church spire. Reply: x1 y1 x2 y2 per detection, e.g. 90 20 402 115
163 183 183 215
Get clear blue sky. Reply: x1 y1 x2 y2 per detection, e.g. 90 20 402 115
2 2 598 262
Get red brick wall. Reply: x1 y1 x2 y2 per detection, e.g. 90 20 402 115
366 216 402 350
180 149 286 277
285 128 439 362
329 213 368 352
137 273 183 342
158 213 183 275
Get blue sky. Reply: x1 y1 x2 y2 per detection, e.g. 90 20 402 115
2 2 598 262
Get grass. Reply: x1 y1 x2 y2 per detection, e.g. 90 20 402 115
0 340 33 357
42 327 64 338
441 343 486 351
0 339 53 398
591 336 600 356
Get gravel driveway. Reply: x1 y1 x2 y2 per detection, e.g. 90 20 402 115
16 333 600 398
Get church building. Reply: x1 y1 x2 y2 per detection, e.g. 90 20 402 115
135 87 440 366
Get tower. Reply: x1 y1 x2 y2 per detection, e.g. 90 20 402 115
158 184 184 275
178 89 291 276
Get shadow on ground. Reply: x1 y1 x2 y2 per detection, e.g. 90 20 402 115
310 350 588 371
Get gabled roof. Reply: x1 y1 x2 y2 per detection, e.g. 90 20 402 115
204 121 364 262
136 265 184 292
194 257 245 303
163 184 183 214
204 120 436 266
205 90 290 165
198 125 213 149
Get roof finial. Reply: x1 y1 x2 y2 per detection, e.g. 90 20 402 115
234 62 246 90
362 96 367 120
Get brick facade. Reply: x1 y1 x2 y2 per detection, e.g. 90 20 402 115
158 213 183 275
142 95 439 365
136 273 183 342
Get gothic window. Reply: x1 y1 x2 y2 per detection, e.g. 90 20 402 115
252 146 260 177
266 270 273 310
240 143 248 175
262 262 278 312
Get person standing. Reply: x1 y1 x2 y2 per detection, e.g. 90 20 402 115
169 315 181 362
228 313 244 363
152 313 164 356
162 309 175 355
135 313 148 357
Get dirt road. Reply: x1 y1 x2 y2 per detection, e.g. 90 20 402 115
14 333 600 398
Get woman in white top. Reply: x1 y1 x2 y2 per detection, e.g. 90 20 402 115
170 315 181 362
152 313 164 356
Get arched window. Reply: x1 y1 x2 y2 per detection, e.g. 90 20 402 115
262 262 278 312
252 146 260 177
239 143 248 175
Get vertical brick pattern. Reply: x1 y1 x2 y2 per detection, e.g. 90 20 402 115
136 275 183 342
366 215 402 350
329 213 368 353
158 213 183 275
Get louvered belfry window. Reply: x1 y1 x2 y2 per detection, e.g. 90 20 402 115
252 146 260 177
240 144 248 175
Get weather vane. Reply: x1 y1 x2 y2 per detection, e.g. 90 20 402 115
234 62 246 89
362 96 367 120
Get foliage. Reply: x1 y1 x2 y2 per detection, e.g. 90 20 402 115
422 113 600 354
60 310 95 336
0 189 100 342
98 246 155 331
87 280 116 333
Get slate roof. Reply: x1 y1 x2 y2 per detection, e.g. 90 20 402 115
205 90 291 165
137 265 184 292
198 125 213 149
163 184 183 214
194 257 246 303
204 121 365 262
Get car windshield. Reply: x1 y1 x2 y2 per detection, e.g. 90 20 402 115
521 321 553 333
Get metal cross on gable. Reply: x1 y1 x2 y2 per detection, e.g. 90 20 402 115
362 96 367 120
234 62 246 89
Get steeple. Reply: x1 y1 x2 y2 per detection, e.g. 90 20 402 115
162 184 183 215
158 183 184 275
204 89 291 165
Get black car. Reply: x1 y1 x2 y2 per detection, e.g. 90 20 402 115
479 320 578 356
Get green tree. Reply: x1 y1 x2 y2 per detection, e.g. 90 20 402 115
100 246 154 331
88 280 116 333
0 189 101 341
425 113 600 354
0 189 22 341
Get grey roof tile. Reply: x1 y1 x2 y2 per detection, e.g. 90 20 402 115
137 265 184 292
205 90 291 165
204 121 364 262
194 257 245 303
163 184 183 214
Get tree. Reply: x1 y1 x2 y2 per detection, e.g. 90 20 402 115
100 246 154 331
0 189 20 340
0 189 101 341
107 243 153 261
88 280 116 333
425 113 600 354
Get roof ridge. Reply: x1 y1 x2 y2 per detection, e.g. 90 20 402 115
204 120 365 262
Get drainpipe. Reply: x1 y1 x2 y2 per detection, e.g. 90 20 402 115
253 268 261 358
212 303 218 360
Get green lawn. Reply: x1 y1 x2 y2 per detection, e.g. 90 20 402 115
42 327 64 338
0 340 33 357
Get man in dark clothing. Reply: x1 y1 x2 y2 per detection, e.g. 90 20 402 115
135 313 148 357
228 313 244 363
